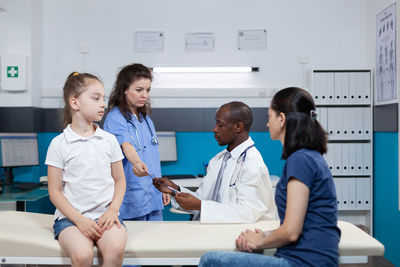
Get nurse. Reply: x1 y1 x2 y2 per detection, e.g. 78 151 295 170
104 63 169 221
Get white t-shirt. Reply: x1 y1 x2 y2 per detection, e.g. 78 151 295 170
45 124 124 221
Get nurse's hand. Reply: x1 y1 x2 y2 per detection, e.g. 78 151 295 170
132 161 148 177
162 193 171 205
175 193 201 210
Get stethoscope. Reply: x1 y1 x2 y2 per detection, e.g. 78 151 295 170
127 117 158 151
229 144 255 187
240 144 255 162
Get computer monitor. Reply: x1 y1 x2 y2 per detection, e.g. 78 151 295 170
0 133 39 184
157 131 177 162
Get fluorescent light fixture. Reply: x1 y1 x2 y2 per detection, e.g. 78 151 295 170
152 67 259 73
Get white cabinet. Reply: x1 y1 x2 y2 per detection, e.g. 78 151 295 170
310 70 373 234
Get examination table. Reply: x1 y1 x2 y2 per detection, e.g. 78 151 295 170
0 211 384 265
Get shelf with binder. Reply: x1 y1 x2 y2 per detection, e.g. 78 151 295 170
333 177 371 211
317 107 372 141
311 70 371 106
325 142 372 176
310 69 373 234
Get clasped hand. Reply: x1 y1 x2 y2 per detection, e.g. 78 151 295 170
76 207 121 240
235 228 265 253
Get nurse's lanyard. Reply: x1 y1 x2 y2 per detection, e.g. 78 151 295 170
229 144 255 186
127 117 158 151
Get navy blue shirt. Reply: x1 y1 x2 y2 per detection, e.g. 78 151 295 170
274 149 341 267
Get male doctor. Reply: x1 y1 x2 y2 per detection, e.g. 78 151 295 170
153 101 277 223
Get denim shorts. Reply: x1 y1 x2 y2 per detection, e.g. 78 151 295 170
53 216 125 239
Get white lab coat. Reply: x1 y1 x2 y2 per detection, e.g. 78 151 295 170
172 137 277 223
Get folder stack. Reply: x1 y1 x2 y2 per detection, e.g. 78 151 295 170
312 71 371 105
311 69 373 232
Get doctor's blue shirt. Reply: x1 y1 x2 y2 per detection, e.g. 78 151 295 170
103 107 163 219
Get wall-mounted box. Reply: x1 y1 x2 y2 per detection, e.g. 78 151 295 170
0 54 28 91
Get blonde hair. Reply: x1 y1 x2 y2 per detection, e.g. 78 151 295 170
62 72 102 126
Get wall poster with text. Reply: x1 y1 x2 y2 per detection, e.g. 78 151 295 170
376 3 397 105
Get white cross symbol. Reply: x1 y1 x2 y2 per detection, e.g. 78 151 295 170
8 67 18 77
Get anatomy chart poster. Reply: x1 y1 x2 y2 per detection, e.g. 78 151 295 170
376 3 397 104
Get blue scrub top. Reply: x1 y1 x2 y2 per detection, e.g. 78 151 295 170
274 148 341 267
103 107 163 219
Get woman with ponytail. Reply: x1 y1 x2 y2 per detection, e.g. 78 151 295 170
199 87 340 267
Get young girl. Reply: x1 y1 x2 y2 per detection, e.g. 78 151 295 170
199 87 341 267
104 63 169 221
46 72 127 267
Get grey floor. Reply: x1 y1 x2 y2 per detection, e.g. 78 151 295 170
340 256 396 267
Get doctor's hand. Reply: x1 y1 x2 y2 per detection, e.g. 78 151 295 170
175 193 201 210
235 228 265 252
162 193 171 205
152 177 180 195
132 161 148 177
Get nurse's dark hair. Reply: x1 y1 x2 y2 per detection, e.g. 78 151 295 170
270 87 327 160
62 72 102 126
108 63 153 121
220 101 253 131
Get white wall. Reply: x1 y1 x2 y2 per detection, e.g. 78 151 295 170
2 0 371 108
0 0 7 52
30 0 44 107
0 0 33 106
